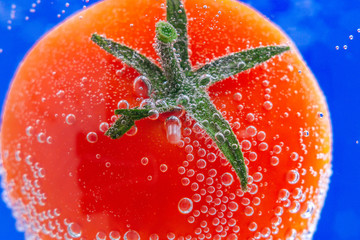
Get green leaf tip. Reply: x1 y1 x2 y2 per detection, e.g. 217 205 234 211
156 21 178 43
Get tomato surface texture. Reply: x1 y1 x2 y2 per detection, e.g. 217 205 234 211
0 0 332 239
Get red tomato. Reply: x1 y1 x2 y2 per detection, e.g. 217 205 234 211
0 0 331 239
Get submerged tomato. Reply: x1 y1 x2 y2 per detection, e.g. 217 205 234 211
0 0 331 239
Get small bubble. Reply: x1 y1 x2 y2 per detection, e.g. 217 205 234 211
263 101 273 110
228 201 239 212
133 76 151 97
233 92 242 101
37 132 46 143
124 230 140 240
178 197 193 214
335 46 339 50
287 170 300 184
289 201 301 213
86 132 98 143
165 116 182 144
343 45 348 50
197 159 207 169
117 100 130 109
278 189 290 201
160 164 168 172
248 222 257 231
126 126 138 136
66 114 76 125
99 122 109 132
349 35 354 40
221 173 234 186
300 201 315 219
149 234 159 240
109 231 121 240
246 126 257 137
290 152 299 161
26 126 34 136
68 223 82 238
141 157 149 166
215 132 225 143
244 206 254 216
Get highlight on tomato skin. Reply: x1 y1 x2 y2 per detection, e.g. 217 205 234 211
0 0 332 240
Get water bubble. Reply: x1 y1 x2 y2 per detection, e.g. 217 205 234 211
198 74 212 87
289 201 301 213
349 35 354 40
165 116 182 144
228 201 239 212
178 198 193 214
66 114 76 125
258 142 268 151
37 132 46 143
126 126 138 136
248 222 257 231
148 109 159 120
343 45 348 50
246 126 257 137
117 100 130 109
244 206 254 216
197 159 207 169
287 170 300 184
99 122 109 132
221 173 234 186
67 223 81 238
109 231 121 240
300 201 315 219
26 126 34 136
335 46 339 50
86 132 98 143
233 92 242 101
278 189 290 201
257 131 266 141
133 76 151 97
288 152 299 162
215 132 225 143
46 136 54 144
263 101 273 110
141 157 149 166
124 230 140 240
96 232 107 240
285 229 297 240
149 234 159 240
160 164 168 172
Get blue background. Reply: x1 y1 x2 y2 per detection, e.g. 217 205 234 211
0 0 359 239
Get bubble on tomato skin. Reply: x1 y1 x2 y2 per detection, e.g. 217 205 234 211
165 116 182 144
233 92 242 102
99 122 110 132
86 132 98 143
149 234 159 240
246 126 257 137
15 150 22 162
133 76 151 97
126 125 138 136
289 200 301 213
36 132 46 143
178 197 193 214
246 113 255 122
67 222 82 238
46 136 54 144
285 229 297 240
287 170 300 184
221 173 234 186
300 201 315 219
160 163 168 173
270 156 279 166
65 114 76 125
26 126 34 136
117 99 130 109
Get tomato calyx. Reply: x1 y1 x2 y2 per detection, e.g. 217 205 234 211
91 0 290 191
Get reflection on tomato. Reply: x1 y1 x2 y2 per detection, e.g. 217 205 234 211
0 0 332 239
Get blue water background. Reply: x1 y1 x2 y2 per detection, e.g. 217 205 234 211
0 0 359 239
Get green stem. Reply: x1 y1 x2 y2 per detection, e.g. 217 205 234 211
92 0 291 191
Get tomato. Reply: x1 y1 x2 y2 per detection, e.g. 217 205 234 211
0 0 332 239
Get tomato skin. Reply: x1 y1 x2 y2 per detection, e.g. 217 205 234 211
0 0 331 239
